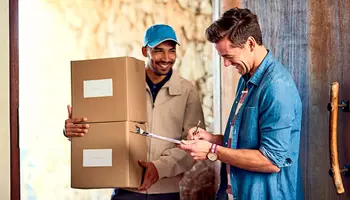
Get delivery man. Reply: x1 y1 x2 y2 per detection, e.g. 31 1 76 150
64 24 205 200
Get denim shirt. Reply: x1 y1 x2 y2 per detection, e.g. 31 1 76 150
216 51 303 200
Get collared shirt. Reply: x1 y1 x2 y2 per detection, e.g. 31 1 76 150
216 51 303 200
146 69 173 102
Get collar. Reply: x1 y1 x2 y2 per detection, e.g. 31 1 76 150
145 69 182 96
146 69 172 89
162 70 182 95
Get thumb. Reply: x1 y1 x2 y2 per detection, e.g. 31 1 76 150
138 160 148 168
67 105 72 119
179 140 193 151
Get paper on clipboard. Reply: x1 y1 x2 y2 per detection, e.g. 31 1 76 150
131 125 181 144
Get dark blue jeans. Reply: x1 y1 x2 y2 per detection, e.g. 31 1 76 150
111 189 180 200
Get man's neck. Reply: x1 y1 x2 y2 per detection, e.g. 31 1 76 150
249 46 268 76
146 66 167 84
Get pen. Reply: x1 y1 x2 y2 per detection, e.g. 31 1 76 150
193 120 201 136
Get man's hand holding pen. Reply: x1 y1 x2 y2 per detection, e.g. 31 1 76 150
187 120 212 141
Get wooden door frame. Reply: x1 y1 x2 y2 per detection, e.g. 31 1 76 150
9 0 20 199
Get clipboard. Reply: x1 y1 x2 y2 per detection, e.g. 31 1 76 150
131 125 181 144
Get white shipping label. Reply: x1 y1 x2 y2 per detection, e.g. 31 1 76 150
83 149 112 167
83 79 113 98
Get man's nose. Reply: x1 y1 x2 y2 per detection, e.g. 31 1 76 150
223 58 231 67
161 52 171 62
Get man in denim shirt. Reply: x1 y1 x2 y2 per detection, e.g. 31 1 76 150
179 8 303 200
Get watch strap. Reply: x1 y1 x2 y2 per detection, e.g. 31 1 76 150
210 143 217 153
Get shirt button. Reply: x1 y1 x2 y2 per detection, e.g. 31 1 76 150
225 142 228 145
153 86 156 89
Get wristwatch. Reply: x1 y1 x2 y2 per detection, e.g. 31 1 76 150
207 143 218 161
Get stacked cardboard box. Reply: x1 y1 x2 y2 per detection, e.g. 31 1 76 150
70 57 147 189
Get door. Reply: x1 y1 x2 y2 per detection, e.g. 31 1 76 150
221 0 350 199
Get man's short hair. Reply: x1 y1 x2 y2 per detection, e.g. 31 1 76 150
205 7 263 47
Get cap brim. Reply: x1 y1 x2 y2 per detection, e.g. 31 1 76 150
147 38 180 48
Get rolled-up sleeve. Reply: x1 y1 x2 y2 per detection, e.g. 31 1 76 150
258 79 296 168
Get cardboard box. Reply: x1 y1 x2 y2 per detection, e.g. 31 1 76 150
71 57 147 123
71 121 148 189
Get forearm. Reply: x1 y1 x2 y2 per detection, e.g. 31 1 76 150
152 147 196 179
216 145 280 173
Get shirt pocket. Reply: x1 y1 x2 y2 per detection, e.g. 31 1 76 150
239 107 259 148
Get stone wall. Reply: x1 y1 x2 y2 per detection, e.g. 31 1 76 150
47 0 214 130
19 0 215 199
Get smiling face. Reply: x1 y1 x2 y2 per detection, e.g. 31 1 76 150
215 37 256 75
142 40 176 76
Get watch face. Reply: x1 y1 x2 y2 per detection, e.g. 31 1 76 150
207 152 217 161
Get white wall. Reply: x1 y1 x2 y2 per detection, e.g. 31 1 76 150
0 0 11 199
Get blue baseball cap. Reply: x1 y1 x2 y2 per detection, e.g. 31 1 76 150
144 24 180 48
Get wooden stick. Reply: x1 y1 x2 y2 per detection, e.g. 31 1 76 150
329 82 345 194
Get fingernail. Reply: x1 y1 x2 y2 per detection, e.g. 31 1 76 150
86 124 89 128
80 133 85 136
83 118 87 121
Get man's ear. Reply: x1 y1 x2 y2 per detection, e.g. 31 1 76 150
246 36 256 51
142 46 147 57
